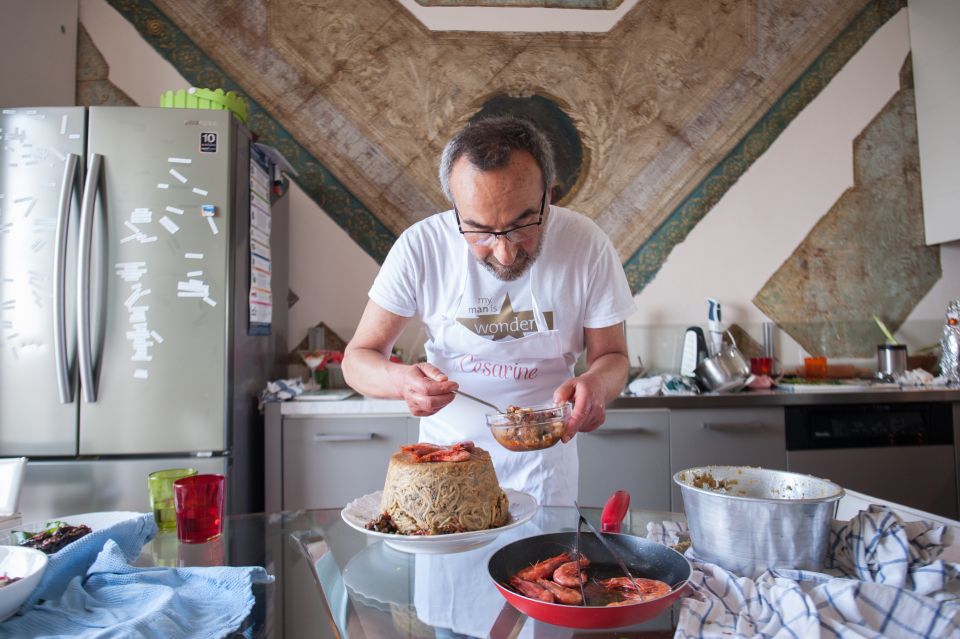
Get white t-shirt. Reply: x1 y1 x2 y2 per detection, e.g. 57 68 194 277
369 205 636 366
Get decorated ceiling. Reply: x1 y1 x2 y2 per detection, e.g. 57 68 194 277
107 0 904 296
413 1 624 6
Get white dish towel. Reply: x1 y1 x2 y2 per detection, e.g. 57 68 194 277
648 506 960 638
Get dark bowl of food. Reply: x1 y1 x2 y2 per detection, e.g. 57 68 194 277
487 402 572 452
13 521 93 554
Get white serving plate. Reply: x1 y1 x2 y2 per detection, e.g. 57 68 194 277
342 541 412 610
341 489 537 554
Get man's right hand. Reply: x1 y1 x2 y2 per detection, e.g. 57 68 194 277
342 301 458 415
395 363 458 417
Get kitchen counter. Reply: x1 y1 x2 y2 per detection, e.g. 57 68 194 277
280 396 408 415
611 385 960 408
279 386 960 415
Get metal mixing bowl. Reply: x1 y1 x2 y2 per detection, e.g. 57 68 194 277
673 466 844 578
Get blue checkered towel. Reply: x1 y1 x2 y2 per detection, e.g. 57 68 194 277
648 506 960 638
257 378 304 412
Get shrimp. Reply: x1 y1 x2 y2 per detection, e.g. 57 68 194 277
552 555 590 587
509 576 555 602
406 440 476 462
599 577 671 602
401 443 442 457
536 578 583 605
515 552 572 581
418 448 471 462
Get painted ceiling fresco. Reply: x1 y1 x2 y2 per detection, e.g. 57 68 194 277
106 0 907 295
414 1 623 7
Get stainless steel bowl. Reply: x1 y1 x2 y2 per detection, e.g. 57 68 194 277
673 466 844 578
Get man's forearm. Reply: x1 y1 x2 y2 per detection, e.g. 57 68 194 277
342 348 405 399
583 352 630 403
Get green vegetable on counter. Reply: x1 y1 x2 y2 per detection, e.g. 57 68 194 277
11 520 68 545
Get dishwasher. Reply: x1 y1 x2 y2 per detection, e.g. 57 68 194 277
785 402 957 519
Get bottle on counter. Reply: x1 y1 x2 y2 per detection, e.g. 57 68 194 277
940 299 960 384
706 297 724 357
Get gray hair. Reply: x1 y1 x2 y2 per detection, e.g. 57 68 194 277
438 117 556 204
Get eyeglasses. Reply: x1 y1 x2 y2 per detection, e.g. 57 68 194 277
455 190 546 247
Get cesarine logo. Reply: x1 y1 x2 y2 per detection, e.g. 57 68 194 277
458 355 538 380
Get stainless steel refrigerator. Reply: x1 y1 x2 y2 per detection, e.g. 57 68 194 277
0 106 287 522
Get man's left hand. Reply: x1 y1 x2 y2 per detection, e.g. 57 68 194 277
553 374 607 443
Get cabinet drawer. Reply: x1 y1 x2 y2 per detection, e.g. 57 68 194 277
669 408 786 511
282 415 416 510
578 410 670 511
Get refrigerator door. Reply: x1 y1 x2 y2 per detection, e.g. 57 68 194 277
0 106 85 455
79 107 235 455
18 456 228 524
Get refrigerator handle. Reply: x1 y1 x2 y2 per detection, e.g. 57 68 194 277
54 153 81 404
77 152 103 403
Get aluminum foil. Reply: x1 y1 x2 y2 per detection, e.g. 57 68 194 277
940 299 960 384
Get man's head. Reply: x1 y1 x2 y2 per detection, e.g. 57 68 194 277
439 118 556 281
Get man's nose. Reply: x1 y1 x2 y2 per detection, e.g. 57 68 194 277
492 236 518 265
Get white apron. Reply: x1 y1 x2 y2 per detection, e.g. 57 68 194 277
420 242 579 507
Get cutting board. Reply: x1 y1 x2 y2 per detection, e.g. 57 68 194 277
775 380 897 393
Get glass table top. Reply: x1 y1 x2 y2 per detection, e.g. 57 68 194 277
136 505 686 639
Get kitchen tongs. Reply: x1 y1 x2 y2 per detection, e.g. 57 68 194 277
574 500 644 600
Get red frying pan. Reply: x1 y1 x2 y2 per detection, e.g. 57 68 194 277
487 492 691 629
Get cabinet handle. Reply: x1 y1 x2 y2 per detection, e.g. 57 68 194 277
592 426 656 435
702 422 764 431
313 433 375 442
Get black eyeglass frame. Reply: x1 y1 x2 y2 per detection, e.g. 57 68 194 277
454 189 547 245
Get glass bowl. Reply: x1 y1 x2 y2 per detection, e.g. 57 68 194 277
486 402 572 452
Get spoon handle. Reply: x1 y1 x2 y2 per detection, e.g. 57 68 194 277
453 389 502 414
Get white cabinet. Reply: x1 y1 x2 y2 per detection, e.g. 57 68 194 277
909 0 960 244
0 0 77 107
278 413 418 510
578 410 670 511
669 408 786 511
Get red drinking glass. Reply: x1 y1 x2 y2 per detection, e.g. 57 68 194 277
750 357 773 376
173 474 225 543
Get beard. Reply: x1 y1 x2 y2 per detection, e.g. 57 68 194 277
478 240 543 281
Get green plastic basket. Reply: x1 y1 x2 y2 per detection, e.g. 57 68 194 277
159 87 248 123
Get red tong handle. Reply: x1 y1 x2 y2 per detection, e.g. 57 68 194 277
600 490 630 533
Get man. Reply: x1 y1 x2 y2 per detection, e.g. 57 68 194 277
343 117 635 505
